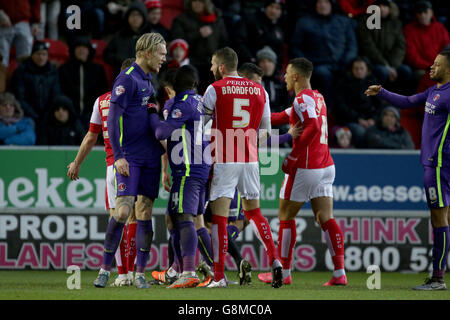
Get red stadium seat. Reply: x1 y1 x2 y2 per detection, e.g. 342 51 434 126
160 0 185 29
90 39 114 87
42 38 69 66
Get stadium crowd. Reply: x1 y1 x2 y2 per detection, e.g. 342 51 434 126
0 0 449 149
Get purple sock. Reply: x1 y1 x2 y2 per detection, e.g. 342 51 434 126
432 226 450 278
169 228 182 273
178 220 198 272
101 218 125 271
227 225 240 240
135 220 153 273
197 227 213 267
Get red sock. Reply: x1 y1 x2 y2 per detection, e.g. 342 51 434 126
127 222 137 273
322 219 345 271
244 208 279 264
115 225 128 274
211 215 228 281
278 220 296 270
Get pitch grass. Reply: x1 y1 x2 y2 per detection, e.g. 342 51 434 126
0 271 449 300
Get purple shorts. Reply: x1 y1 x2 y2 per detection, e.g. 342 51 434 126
167 176 207 216
114 160 161 199
424 166 450 208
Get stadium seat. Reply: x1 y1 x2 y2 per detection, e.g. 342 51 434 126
160 0 185 29
8 46 18 75
90 39 114 87
42 38 69 66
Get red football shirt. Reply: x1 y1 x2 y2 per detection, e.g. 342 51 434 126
89 91 114 166
203 76 270 163
272 89 334 169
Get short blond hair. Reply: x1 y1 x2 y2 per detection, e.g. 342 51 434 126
136 33 166 58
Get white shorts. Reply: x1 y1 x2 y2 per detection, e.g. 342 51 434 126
209 162 260 201
106 165 116 210
280 165 335 202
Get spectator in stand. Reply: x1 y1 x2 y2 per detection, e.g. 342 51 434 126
284 0 316 41
290 0 358 108
403 1 450 83
144 0 169 40
104 0 133 35
166 38 190 69
329 126 353 149
234 0 286 69
103 1 148 77
356 0 412 94
334 56 382 148
365 105 415 149
170 0 228 93
37 94 85 145
256 46 290 113
0 0 41 67
11 40 61 127
36 0 60 40
59 36 109 130
0 92 36 145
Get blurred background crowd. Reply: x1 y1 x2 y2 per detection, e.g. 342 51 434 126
0 0 449 149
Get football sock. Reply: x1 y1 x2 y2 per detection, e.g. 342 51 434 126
432 226 450 279
115 224 128 274
168 235 174 267
101 217 125 271
127 222 137 273
169 228 182 273
178 220 198 272
278 219 297 273
197 227 214 267
244 208 278 265
135 219 153 274
227 230 242 267
322 218 345 276
211 214 228 281
227 225 239 240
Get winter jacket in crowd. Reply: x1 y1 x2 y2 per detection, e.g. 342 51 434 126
11 57 61 126
365 106 415 149
403 16 450 70
37 94 85 145
0 92 36 145
356 1 406 68
59 36 108 130
290 11 357 68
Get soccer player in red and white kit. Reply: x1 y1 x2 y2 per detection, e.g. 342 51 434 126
258 58 347 286
202 47 283 288
67 58 140 286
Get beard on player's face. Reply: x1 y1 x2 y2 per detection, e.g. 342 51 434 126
214 67 222 80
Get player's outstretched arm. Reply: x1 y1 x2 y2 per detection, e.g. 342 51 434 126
67 131 99 180
365 85 429 109
271 110 290 126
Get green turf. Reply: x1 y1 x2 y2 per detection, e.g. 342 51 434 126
0 271 449 300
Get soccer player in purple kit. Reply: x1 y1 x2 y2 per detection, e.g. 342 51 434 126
93 33 167 289
366 50 450 290
148 64 212 288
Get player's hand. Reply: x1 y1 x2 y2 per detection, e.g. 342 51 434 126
365 85 382 96
199 25 213 38
162 170 172 192
67 161 81 180
115 158 130 177
288 121 304 140
281 154 297 175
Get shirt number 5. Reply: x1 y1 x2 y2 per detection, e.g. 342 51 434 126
232 98 250 128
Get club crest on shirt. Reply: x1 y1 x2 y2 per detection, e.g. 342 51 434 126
118 183 126 191
115 85 125 96
433 94 440 101
171 108 182 119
